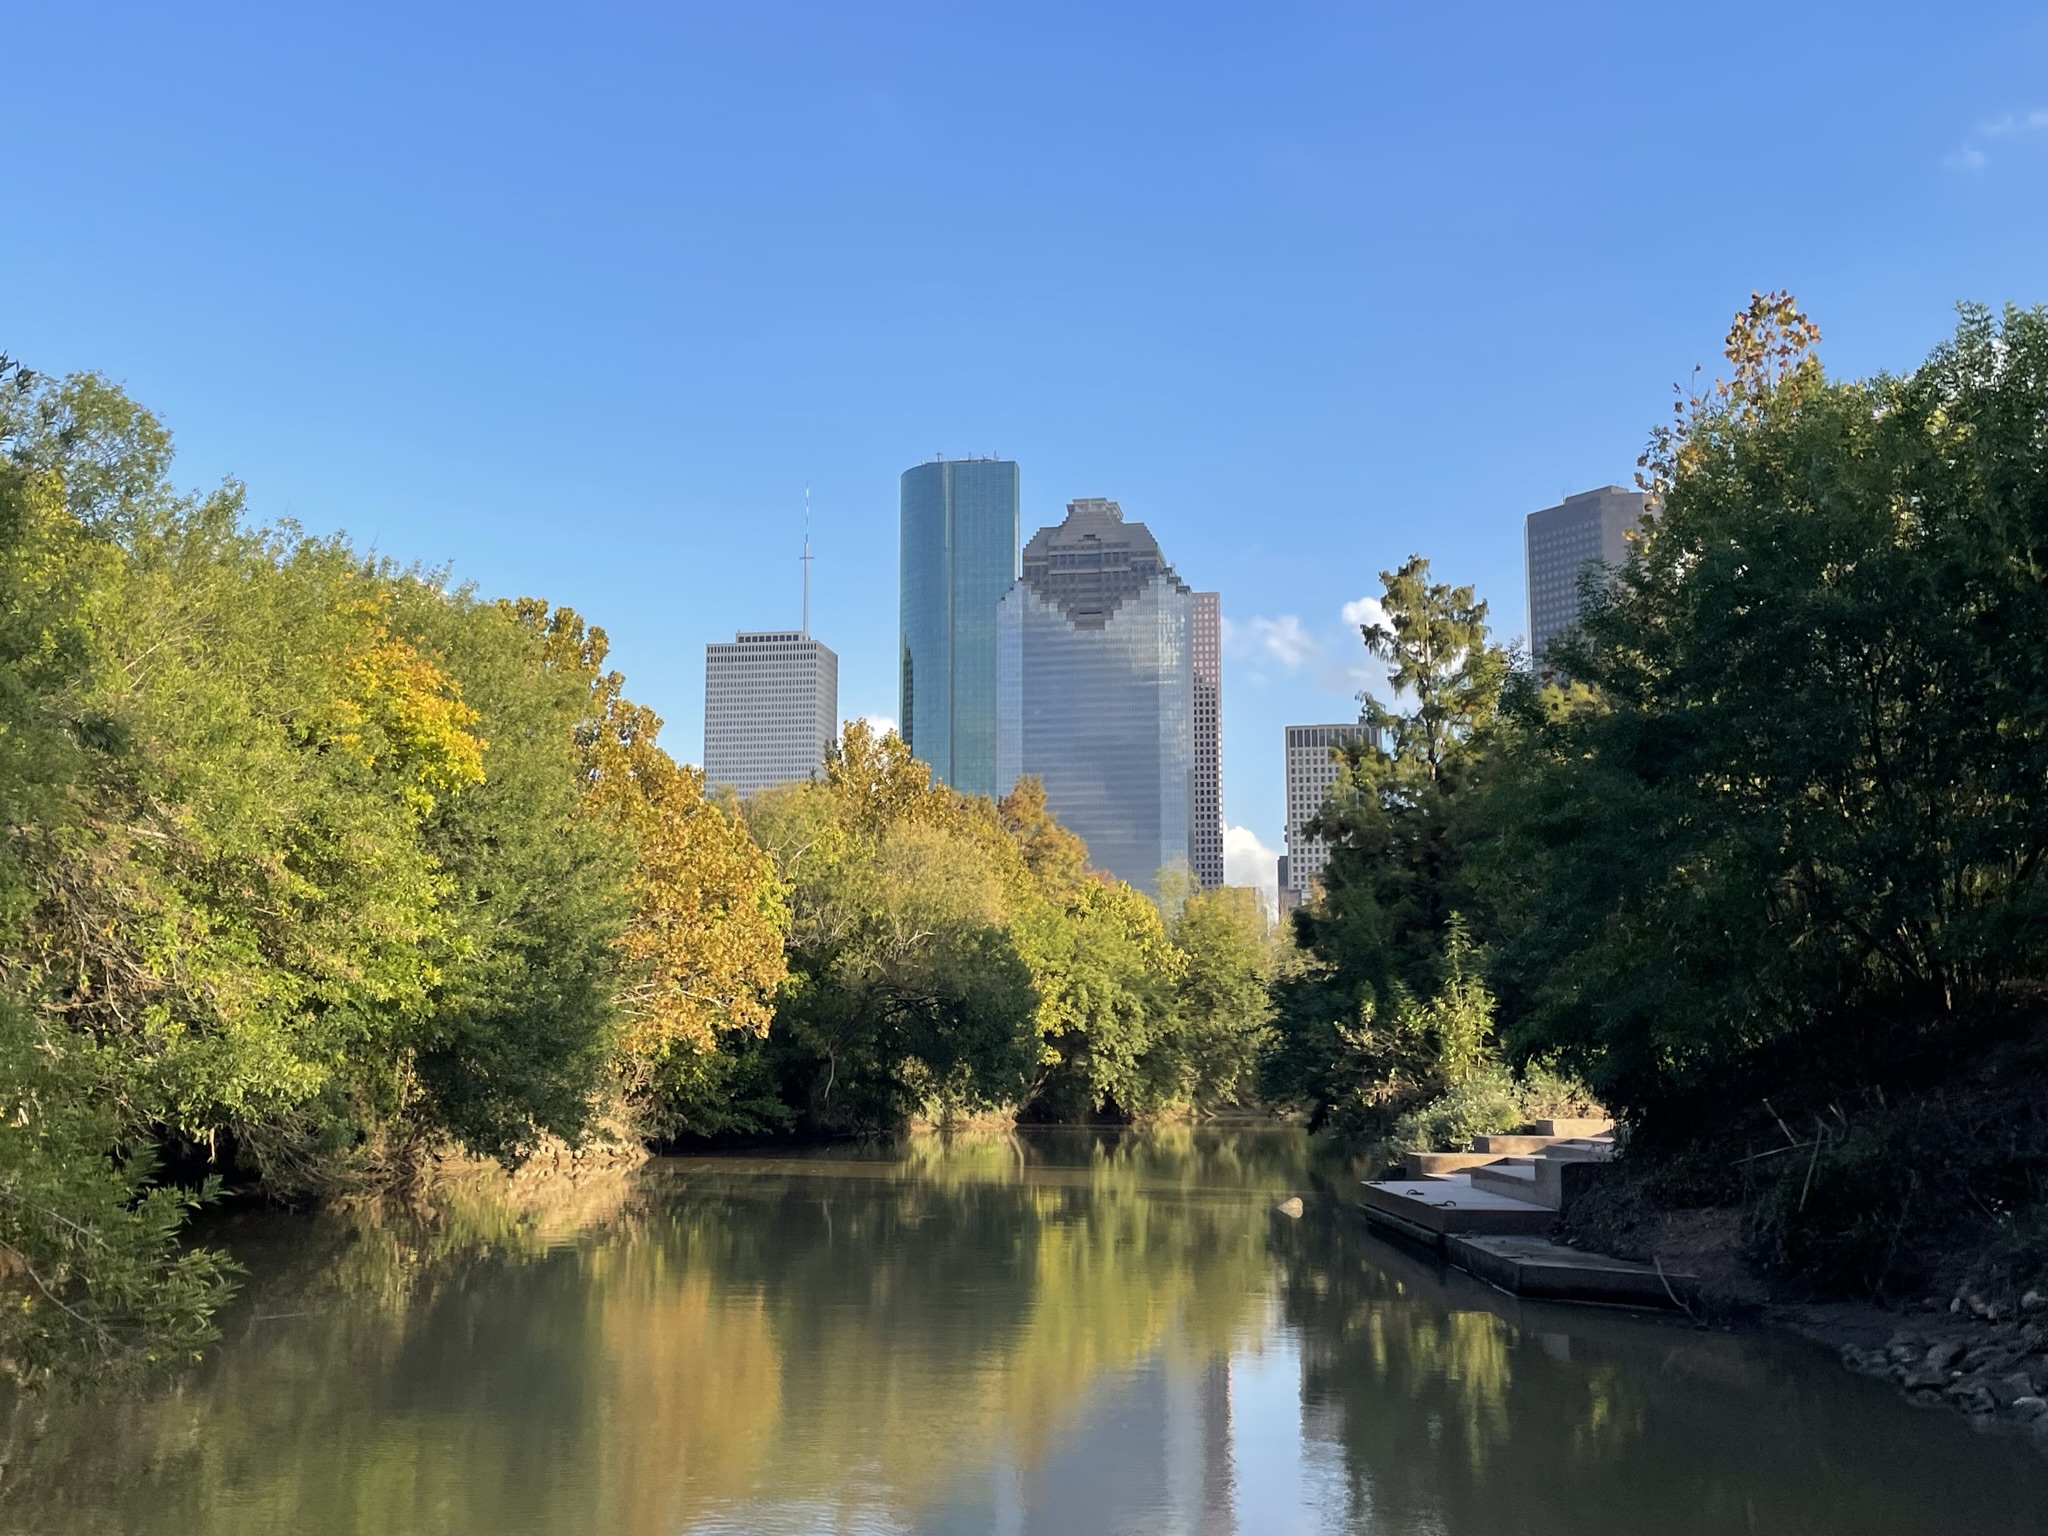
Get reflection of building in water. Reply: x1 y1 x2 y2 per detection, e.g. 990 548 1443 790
1198 1357 1234 1536
966 1351 1232 1535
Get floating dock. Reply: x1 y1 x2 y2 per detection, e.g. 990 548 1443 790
1354 1119 1699 1309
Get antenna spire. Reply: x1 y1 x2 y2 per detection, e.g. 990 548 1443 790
801 484 813 636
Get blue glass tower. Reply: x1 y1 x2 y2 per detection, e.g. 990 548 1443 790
899 459 1020 799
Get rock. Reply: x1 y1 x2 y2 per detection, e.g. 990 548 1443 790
2023 1289 2047 1314
1901 1365 1951 1392
1959 1385 1999 1416
1993 1372 2036 1409
1839 1347 1890 1377
1275 1197 1304 1219
2022 1322 2048 1352
1963 1343 2003 1371
2012 1396 2048 1420
1951 1296 1966 1314
1907 1388 1946 1409
1925 1340 1967 1371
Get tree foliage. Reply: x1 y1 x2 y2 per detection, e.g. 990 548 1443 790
1263 555 1514 1125
1494 300 2048 1118
0 367 790 1380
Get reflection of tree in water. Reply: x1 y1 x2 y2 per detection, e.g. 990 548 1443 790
0 1165 650 1533
0 1129 1302 1536
632 1126 1293 1517
1270 1212 2048 1536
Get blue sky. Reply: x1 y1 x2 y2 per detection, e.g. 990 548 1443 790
8 2 2048 889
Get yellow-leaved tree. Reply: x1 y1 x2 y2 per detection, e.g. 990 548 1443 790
499 600 790 1123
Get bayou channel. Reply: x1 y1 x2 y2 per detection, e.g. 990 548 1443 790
3 1127 2042 1535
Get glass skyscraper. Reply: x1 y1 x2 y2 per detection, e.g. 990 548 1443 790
900 458 1020 798
997 499 1194 893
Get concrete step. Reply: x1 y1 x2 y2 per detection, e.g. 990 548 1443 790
1534 1117 1614 1139
1471 1133 1578 1156
1469 1145 1617 1210
1470 1131 1614 1156
1470 1163 1554 1207
1404 1151 1506 1178
1358 1174 1555 1249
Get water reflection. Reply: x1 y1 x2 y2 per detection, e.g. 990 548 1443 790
1 1128 2042 1535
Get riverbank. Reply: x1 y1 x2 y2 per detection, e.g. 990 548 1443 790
1555 1167 2048 1436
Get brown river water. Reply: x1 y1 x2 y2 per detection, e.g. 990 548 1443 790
2 1126 2042 1534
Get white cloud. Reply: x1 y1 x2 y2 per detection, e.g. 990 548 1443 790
1223 824 1281 920
1984 109 2048 138
1228 618 1310 671
1340 594 1389 633
1946 107 2048 170
853 713 898 739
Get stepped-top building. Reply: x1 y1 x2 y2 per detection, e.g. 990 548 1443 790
997 498 1194 893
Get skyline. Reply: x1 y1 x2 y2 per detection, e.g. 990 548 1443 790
7 3 2047 873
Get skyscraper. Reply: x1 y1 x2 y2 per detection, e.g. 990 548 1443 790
1525 485 1648 671
1191 591 1223 890
997 498 1193 893
1283 722 1377 904
899 458 1019 798
703 630 839 796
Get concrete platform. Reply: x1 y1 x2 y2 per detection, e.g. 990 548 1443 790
1447 1234 1700 1308
1358 1174 1558 1246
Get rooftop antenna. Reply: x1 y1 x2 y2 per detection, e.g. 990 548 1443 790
801 484 813 636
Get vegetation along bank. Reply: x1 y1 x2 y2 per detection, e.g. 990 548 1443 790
8 295 2048 1433
1263 296 2048 1430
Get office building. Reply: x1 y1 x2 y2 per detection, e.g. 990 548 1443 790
1525 485 1648 672
900 457 1020 798
703 630 838 796
997 498 1194 893
1283 722 1377 903
1191 591 1224 890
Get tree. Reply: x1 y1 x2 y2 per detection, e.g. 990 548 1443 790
743 725 1039 1132
1018 876 1182 1120
501 601 791 1135
1168 885 1277 1111
1264 557 1511 1123
1494 300 2048 1119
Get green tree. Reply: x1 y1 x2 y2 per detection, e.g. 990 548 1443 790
1264 558 1510 1124
1168 885 1277 1110
1018 876 1182 1120
742 724 1039 1132
1492 300 2048 1120
396 590 635 1162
